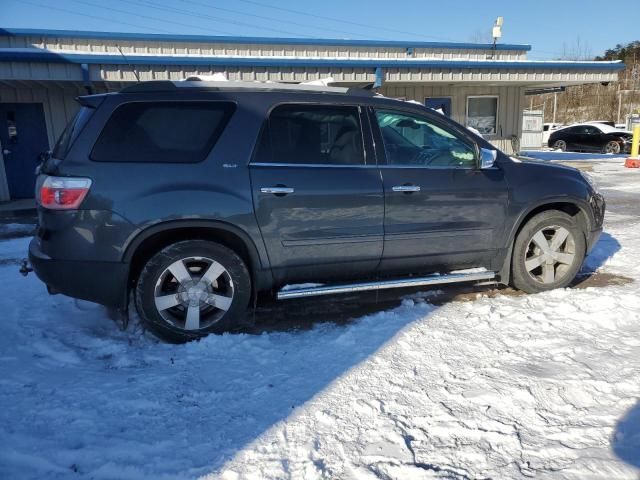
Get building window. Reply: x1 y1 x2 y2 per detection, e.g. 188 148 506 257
466 96 498 135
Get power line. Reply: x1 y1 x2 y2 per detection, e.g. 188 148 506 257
110 0 320 38
69 0 239 36
177 0 369 39
226 0 460 42
12 0 172 34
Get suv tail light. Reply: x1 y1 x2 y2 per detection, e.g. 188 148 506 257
39 176 92 210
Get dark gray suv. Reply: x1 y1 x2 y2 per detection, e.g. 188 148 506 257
29 81 605 342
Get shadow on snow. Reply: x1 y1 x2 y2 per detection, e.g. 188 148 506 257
613 401 640 470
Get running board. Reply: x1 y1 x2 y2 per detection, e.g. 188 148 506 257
277 271 496 300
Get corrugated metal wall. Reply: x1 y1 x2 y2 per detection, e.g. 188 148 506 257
382 84 527 154
0 59 620 88
0 34 528 61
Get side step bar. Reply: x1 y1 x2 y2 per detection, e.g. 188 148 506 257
277 271 496 300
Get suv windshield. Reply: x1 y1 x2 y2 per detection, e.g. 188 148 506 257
52 106 94 159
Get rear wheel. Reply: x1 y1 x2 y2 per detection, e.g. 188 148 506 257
135 240 251 342
511 210 586 294
603 140 621 154
553 140 567 151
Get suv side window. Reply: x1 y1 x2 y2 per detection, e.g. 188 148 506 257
91 101 236 163
375 110 476 168
255 104 365 165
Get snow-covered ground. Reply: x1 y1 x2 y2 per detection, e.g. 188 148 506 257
1 161 639 480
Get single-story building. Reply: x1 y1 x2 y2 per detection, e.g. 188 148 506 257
0 28 624 201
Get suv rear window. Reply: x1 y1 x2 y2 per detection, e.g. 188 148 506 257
91 101 235 163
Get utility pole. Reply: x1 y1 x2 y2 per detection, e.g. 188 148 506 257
552 92 557 124
618 83 623 124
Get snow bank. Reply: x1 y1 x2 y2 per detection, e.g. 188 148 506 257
0 161 639 479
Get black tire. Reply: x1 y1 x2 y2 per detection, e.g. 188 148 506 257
135 240 251 343
511 210 586 294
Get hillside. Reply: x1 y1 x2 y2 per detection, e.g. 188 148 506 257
530 41 640 125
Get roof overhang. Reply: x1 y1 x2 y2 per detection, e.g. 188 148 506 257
0 49 625 72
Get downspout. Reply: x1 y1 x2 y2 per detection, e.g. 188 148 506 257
80 63 93 95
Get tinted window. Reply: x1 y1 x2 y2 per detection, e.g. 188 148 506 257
375 110 476 168
52 106 94 159
91 102 235 163
255 104 365 165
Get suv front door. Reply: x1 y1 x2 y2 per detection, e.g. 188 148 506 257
371 108 510 274
250 103 384 284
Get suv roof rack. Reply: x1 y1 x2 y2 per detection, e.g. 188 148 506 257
120 80 376 96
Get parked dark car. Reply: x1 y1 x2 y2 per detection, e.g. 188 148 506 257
548 123 632 154
29 81 605 342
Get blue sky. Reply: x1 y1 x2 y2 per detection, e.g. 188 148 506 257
3 0 636 59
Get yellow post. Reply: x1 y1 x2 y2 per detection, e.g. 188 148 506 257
632 125 640 158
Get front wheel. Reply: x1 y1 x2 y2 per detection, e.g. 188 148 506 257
135 240 251 343
511 210 586 294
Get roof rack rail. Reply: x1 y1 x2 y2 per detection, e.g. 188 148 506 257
120 81 177 93
120 79 376 96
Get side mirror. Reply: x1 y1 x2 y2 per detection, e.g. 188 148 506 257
479 148 497 169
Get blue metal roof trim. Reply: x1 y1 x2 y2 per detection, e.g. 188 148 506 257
0 27 532 51
0 50 625 71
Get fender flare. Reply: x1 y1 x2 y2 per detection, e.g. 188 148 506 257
121 219 273 288
497 196 592 285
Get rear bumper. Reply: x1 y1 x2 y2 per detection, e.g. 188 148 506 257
29 237 128 308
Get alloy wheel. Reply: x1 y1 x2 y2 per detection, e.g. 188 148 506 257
553 140 567 151
604 141 621 154
524 226 576 285
153 256 234 330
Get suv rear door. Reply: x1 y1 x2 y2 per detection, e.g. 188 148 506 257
370 107 509 274
249 103 384 284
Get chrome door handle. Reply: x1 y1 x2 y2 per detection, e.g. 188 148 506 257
260 187 294 195
392 185 421 193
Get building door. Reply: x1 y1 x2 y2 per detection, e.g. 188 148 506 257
425 97 452 117
0 103 49 199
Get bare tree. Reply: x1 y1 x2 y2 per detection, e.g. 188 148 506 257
560 36 593 61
